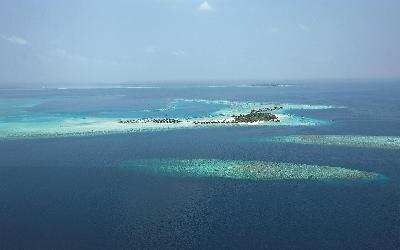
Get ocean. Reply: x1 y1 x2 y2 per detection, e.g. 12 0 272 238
0 80 399 249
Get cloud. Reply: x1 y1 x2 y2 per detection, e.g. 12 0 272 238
198 1 214 11
143 47 159 54
1 34 29 45
297 24 309 32
56 49 119 66
172 50 186 56
267 27 280 34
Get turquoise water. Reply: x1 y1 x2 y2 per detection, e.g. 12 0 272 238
245 135 400 150
120 159 386 182
0 92 339 139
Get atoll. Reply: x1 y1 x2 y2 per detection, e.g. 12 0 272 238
0 99 342 139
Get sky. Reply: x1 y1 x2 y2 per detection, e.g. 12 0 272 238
0 0 399 85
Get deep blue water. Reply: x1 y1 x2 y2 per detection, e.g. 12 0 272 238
0 80 399 249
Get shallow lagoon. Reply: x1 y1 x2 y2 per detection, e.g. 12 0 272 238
0 95 340 139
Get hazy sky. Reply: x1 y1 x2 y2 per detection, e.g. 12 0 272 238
0 0 399 85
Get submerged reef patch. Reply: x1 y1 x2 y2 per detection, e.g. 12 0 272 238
119 159 385 182
246 135 400 150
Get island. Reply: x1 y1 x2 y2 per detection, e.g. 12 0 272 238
118 107 282 126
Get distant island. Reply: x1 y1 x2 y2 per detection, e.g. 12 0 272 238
119 106 282 125
248 83 292 87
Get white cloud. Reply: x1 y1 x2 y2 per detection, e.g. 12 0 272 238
1 34 29 45
267 27 280 34
297 24 309 32
198 1 214 11
56 49 119 66
172 50 186 56
143 47 159 54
